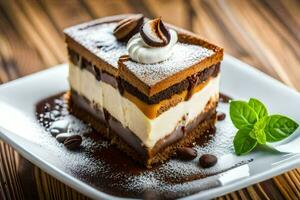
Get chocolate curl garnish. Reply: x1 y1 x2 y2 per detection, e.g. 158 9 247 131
113 14 144 42
140 18 171 47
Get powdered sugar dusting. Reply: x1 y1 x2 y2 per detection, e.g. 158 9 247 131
124 43 215 86
65 22 215 85
64 23 127 68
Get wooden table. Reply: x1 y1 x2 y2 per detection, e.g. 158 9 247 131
0 0 300 199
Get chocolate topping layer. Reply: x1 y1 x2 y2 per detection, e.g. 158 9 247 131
64 14 223 96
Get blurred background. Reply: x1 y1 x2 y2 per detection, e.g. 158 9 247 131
0 0 299 90
0 1 300 199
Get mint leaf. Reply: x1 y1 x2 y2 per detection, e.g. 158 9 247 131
231 97 299 156
234 126 257 155
249 117 268 144
230 101 258 129
248 98 268 119
264 115 299 142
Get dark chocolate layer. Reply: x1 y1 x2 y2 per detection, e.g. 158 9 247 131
120 63 220 104
71 91 106 124
68 47 118 87
102 72 118 88
70 90 216 160
69 47 220 104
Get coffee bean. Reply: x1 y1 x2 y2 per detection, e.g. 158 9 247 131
49 128 60 137
64 135 82 150
217 112 226 121
56 133 72 143
199 154 217 168
177 147 197 160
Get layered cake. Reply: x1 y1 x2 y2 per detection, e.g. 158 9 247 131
64 14 223 167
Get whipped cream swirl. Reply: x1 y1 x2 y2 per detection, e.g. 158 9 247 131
127 18 178 64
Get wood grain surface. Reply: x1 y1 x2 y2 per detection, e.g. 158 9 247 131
0 0 300 199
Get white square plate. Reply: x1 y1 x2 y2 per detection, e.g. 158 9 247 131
0 55 300 199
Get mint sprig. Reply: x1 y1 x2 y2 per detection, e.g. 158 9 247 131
230 98 299 155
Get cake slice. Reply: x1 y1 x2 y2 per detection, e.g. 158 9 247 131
64 14 223 168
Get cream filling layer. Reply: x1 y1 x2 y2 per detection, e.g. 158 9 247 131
68 63 219 148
